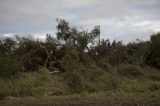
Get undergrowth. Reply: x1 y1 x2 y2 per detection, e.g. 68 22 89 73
0 66 160 100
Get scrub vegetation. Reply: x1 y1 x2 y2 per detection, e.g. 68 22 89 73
0 19 160 105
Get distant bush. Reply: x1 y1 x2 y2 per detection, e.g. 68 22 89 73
117 64 144 76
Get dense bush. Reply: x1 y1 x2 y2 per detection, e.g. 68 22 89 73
0 56 23 78
147 33 160 68
0 19 160 98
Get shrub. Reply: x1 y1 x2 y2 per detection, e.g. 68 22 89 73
63 46 84 93
0 56 23 78
117 64 144 76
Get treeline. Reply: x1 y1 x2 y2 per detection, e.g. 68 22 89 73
0 19 160 92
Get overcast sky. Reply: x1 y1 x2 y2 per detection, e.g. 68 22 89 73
0 0 160 43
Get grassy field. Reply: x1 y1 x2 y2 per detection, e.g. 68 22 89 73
0 67 160 106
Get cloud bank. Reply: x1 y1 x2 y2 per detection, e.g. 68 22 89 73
0 0 160 42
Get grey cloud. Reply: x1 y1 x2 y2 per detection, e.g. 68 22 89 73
0 0 160 42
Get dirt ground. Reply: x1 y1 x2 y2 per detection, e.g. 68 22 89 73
1 101 160 106
0 96 160 106
19 102 160 106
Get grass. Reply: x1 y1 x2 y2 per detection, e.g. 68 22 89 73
0 90 160 106
0 68 67 98
0 66 160 105
36 90 160 103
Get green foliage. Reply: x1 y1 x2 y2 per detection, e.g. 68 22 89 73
63 46 84 93
56 18 70 43
91 40 128 67
127 41 150 66
63 46 80 72
147 33 160 68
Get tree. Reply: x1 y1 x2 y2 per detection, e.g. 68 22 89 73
63 46 84 93
147 33 160 68
56 18 70 44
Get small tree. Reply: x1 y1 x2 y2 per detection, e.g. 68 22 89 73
63 46 84 93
